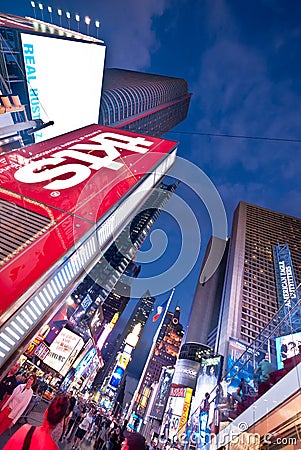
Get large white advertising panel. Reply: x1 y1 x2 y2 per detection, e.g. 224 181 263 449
21 33 106 142
44 327 84 374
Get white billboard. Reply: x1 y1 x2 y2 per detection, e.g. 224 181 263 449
21 33 106 142
44 327 84 374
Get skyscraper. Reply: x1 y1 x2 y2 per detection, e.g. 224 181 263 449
134 306 184 416
185 236 229 348
99 68 192 137
215 202 301 357
94 290 156 389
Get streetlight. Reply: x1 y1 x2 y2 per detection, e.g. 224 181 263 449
66 11 71 29
38 3 44 21
95 20 100 39
57 9 62 27
84 16 91 35
30 1 36 19
75 14 80 32
47 6 53 23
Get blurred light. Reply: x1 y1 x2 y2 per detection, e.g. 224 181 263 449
95 20 100 28
75 14 80 32
85 16 91 35
47 5 53 22
66 11 71 29
30 1 37 19
38 3 43 9
57 8 62 27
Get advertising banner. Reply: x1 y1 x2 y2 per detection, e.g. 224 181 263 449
162 389 186 441
226 338 256 394
178 387 193 435
20 33 106 142
275 331 301 369
43 327 84 374
150 367 174 420
172 359 200 390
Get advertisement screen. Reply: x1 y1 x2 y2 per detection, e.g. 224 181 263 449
172 359 200 390
189 355 223 436
43 327 84 373
275 332 301 369
150 367 174 420
89 303 104 343
162 388 186 441
20 33 106 142
226 338 256 394
108 366 124 390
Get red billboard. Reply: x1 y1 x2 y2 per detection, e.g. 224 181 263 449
0 125 177 315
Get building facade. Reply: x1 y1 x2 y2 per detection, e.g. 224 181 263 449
99 68 192 137
216 202 301 358
94 290 156 389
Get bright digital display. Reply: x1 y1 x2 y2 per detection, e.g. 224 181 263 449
20 33 106 142
150 367 174 420
275 331 301 369
108 366 124 390
43 327 84 374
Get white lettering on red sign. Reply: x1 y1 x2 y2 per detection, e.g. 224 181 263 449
14 132 154 190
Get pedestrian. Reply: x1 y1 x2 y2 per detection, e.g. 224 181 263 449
64 401 81 441
254 354 276 383
107 426 122 450
59 391 76 441
121 430 146 450
72 408 93 449
0 374 36 436
0 362 21 407
22 389 43 420
231 377 254 408
3 394 69 450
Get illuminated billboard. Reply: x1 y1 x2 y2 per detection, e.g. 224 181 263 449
108 366 125 390
20 33 106 142
226 338 256 394
162 385 187 441
43 327 84 375
275 331 301 369
150 367 174 420
273 243 301 331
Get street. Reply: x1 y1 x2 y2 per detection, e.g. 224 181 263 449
0 400 95 450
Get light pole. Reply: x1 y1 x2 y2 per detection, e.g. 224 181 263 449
75 14 80 32
95 20 100 39
38 3 44 21
57 9 62 27
47 6 53 23
85 16 91 35
30 1 36 19
66 11 71 29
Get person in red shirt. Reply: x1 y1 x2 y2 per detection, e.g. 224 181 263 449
3 394 69 450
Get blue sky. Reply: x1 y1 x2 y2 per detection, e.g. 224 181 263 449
2 0 301 375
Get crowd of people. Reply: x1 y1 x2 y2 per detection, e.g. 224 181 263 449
0 362 148 450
